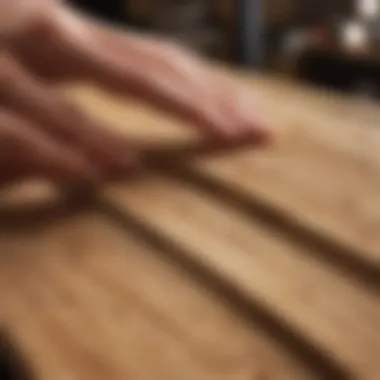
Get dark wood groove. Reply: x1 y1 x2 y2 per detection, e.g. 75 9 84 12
97 198 353 380
0 199 89 235
159 163 380 296
0 141 376 380
137 135 262 160
87 139 380 297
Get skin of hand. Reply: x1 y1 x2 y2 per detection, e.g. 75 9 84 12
0 0 270 186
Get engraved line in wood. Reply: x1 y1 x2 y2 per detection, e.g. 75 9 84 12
161 163 380 295
96 197 353 380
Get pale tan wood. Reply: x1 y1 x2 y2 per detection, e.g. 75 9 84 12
2 71 380 379
67 72 380 262
67 85 197 144
0 210 314 380
193 76 380 262
104 176 380 380
64 72 380 379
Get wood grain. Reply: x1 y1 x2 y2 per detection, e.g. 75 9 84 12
192 76 380 263
69 74 380 262
103 175 380 380
0 210 315 380
1 72 380 379
79 72 380 379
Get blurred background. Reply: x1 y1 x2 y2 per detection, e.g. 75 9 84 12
69 0 380 99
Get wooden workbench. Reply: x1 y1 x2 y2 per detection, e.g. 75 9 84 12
0 70 379 380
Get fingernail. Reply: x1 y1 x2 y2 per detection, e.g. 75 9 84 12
239 91 272 144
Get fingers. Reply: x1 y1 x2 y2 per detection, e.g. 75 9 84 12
69 23 235 138
0 52 136 176
215 76 271 143
0 111 98 185
42 9 271 142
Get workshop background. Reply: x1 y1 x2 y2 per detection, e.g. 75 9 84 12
70 0 380 99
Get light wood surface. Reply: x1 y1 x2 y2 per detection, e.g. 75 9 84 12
1 70 380 380
1 211 316 380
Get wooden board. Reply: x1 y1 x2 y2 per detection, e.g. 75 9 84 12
70 73 380 262
0 203 316 380
103 175 380 380
192 77 380 263
77 74 380 379
1 71 380 379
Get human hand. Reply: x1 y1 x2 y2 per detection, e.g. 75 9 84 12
0 50 135 186
7 0 270 140
0 0 270 185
